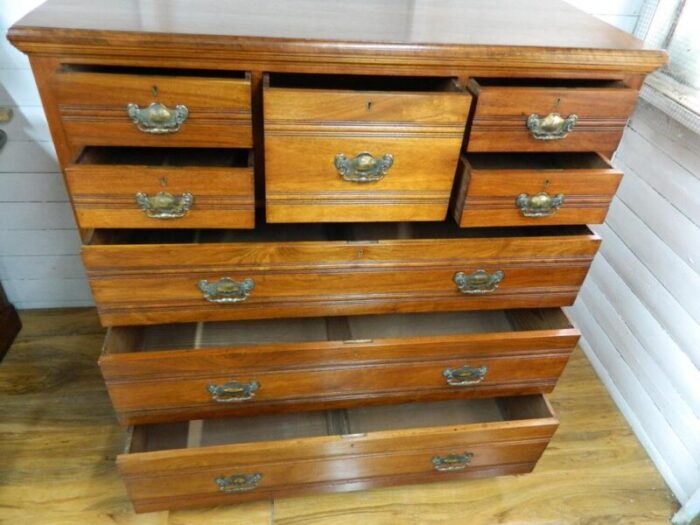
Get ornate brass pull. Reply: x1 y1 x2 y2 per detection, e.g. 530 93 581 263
126 102 189 133
215 473 262 493
432 452 474 472
135 191 193 219
334 152 394 182
443 365 488 386
198 277 255 303
208 379 260 403
516 191 565 217
526 112 578 140
453 269 504 295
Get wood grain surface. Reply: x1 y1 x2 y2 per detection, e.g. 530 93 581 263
82 226 600 326
453 153 623 227
0 307 677 523
65 150 255 229
100 309 578 424
467 80 639 153
52 70 252 149
8 0 667 76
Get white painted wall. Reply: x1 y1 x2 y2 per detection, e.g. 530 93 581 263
569 99 700 504
0 0 93 309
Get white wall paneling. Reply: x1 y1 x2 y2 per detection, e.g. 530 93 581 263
569 100 700 506
0 0 91 310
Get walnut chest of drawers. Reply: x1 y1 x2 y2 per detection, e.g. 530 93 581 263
8 0 665 513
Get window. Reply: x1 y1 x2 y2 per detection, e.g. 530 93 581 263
636 0 700 132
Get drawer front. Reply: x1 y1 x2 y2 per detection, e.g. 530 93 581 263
467 82 638 153
454 155 623 227
264 87 470 222
101 315 578 424
118 398 558 512
83 234 600 326
52 72 252 148
65 164 254 229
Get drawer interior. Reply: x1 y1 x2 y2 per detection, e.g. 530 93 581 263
266 72 463 93
58 63 248 79
129 395 554 452
73 146 251 168
87 220 593 246
465 152 612 171
105 308 572 354
471 77 628 89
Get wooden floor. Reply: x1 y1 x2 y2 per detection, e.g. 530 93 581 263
0 308 678 524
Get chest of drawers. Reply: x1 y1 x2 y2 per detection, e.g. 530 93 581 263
8 0 665 513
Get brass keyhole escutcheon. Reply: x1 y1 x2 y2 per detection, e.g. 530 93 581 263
159 176 168 187
366 101 373 111
151 85 159 97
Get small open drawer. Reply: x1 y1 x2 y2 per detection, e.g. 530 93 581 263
467 78 638 153
100 308 578 424
452 152 622 227
263 74 471 222
118 394 559 512
51 65 253 149
65 147 254 229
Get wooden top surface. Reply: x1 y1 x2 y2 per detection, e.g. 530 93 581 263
7 0 667 74
11 0 648 50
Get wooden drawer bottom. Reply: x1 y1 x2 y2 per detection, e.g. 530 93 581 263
119 394 558 512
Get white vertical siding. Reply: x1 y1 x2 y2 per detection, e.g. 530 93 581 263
0 0 93 309
569 98 700 503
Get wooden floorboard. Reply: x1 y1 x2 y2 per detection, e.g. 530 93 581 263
0 308 678 524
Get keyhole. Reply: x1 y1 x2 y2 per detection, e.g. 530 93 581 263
366 101 373 112
159 176 168 187
553 97 560 110
152 85 159 97
357 248 364 258
544 179 550 190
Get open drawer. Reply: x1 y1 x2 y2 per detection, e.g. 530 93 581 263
50 65 253 149
65 147 255 229
82 222 600 326
453 153 622 227
467 78 638 154
119 394 559 512
101 308 578 424
263 74 471 222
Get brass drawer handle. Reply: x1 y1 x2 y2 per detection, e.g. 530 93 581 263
135 191 193 219
432 452 474 472
334 152 394 182
443 365 488 386
215 473 262 493
126 102 189 133
516 191 565 217
453 269 504 295
198 277 255 303
208 379 260 403
526 112 578 140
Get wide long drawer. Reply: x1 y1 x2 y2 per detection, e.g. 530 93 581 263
51 67 253 149
119 395 558 512
101 308 578 424
82 222 600 326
